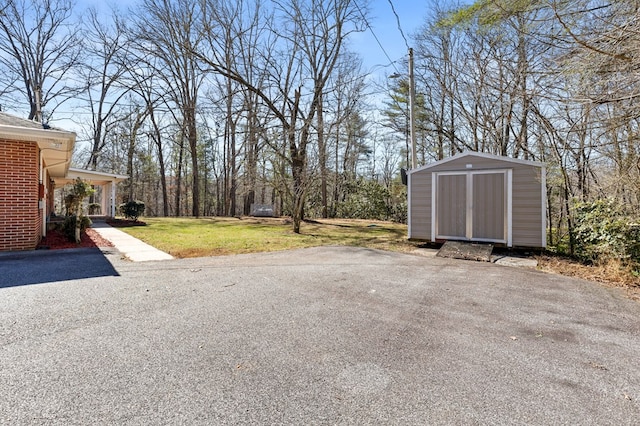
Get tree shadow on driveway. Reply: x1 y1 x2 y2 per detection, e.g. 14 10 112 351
0 248 119 288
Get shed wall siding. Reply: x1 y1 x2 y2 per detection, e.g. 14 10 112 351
0 139 41 251
409 173 432 240
511 165 544 247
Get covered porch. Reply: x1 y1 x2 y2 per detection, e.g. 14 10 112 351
53 168 129 218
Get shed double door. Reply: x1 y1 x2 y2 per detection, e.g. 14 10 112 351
435 171 509 244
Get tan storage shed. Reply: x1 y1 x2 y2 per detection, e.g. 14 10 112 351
408 151 546 248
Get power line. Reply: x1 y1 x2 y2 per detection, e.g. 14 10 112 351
387 0 410 50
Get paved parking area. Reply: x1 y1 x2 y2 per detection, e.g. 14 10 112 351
1 246 639 424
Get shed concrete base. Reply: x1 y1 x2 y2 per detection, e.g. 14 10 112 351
436 240 494 262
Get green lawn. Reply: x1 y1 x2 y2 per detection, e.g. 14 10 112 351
117 217 415 258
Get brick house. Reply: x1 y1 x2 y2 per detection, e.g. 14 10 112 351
0 112 127 251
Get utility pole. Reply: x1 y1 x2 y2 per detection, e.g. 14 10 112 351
408 47 417 169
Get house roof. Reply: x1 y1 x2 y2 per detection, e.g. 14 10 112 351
0 112 76 177
0 111 61 129
408 151 545 175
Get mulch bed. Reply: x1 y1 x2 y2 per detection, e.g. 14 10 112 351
37 228 114 250
38 218 145 250
106 218 147 227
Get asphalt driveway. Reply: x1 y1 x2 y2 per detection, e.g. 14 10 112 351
1 246 639 424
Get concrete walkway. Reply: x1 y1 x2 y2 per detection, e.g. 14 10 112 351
91 222 173 262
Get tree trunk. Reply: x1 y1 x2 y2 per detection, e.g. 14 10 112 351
75 211 81 243
187 105 200 217
317 91 328 218
290 89 305 234
175 137 184 217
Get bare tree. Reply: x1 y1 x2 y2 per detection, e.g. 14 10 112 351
322 52 366 216
0 0 81 121
198 0 366 232
127 65 172 217
134 0 206 217
80 7 131 169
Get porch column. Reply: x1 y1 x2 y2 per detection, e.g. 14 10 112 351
111 181 117 217
101 183 109 217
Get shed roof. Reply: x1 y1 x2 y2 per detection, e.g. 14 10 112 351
0 112 76 178
408 151 544 175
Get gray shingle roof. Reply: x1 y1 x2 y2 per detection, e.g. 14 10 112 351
0 111 63 131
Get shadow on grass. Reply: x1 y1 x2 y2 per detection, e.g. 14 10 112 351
0 248 119 288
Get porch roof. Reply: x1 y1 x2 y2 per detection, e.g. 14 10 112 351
54 168 129 186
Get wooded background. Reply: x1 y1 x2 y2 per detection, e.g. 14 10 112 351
1 0 638 252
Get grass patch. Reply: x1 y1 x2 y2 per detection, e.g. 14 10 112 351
117 216 415 258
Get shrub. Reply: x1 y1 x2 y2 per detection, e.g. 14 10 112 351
389 198 407 223
573 199 640 265
120 200 146 221
64 178 95 243
62 215 92 242
88 203 101 215
337 179 390 220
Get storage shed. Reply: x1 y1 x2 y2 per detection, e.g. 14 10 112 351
407 151 546 248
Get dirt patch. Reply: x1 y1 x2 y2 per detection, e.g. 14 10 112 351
38 228 114 250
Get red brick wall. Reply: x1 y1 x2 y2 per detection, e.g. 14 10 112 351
0 139 41 251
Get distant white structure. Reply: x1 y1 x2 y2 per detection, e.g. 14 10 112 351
250 204 275 217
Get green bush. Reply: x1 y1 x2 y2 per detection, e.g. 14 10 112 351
337 179 390 220
120 200 146 221
88 203 101 215
573 199 640 264
389 198 407 223
62 216 92 242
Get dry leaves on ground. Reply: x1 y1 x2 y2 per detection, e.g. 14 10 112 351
537 255 640 300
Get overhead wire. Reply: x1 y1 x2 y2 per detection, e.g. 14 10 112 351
386 0 410 50
353 1 401 74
